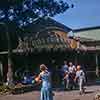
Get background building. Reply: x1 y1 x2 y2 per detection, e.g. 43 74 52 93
73 26 100 79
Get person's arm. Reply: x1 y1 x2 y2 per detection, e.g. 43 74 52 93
73 65 76 72
74 72 78 81
35 73 42 83
63 73 68 80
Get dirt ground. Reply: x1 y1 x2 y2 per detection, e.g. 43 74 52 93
0 85 100 100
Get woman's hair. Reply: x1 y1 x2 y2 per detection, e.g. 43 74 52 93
40 64 47 71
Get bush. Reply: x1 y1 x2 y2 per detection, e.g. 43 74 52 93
0 85 12 95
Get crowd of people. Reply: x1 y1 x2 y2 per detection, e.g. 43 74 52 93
34 61 86 100
61 61 86 95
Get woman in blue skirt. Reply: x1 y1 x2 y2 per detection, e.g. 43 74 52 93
35 64 53 100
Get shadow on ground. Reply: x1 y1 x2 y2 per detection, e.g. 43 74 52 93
85 90 94 94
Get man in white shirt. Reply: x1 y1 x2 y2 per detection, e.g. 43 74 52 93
74 65 86 95
68 62 76 90
68 62 76 73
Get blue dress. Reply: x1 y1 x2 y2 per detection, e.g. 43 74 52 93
40 71 53 100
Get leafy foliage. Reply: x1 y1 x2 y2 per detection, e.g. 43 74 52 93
0 0 73 27
0 85 12 94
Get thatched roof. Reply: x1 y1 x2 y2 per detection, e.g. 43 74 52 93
16 17 75 53
0 17 75 54
18 17 71 37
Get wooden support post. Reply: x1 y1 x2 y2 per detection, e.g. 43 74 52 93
96 53 99 77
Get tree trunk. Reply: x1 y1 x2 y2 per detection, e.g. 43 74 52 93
6 26 13 86
7 54 13 86
0 23 13 86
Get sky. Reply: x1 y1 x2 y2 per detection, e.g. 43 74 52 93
53 0 100 29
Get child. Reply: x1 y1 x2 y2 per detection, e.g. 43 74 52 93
74 65 86 95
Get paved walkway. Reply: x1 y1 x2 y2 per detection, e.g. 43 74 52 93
0 85 100 100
